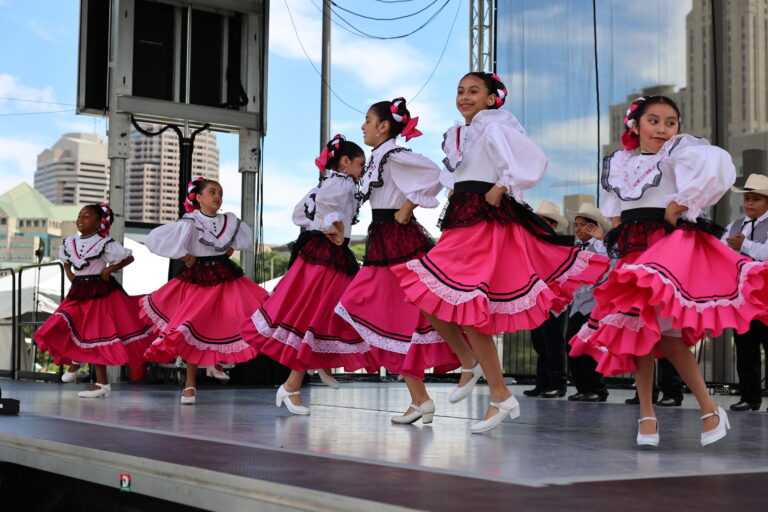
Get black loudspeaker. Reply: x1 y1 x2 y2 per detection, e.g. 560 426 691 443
0 387 20 415
228 355 291 386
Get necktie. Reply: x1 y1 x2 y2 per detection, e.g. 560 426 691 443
745 219 756 241
577 241 589 251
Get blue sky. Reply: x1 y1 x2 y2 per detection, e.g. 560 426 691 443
0 0 691 244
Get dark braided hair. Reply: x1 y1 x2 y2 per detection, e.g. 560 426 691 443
462 72 507 109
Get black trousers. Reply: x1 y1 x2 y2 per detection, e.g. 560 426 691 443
734 319 768 404
530 313 567 391
658 358 684 401
566 312 608 396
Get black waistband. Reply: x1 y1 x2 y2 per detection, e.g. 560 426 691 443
620 208 665 223
196 254 232 264
454 181 494 194
372 209 398 222
73 275 103 281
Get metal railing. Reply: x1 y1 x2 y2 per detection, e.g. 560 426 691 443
0 267 16 379
496 329 742 388
15 262 66 382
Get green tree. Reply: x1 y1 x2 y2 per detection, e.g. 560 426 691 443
350 243 366 262
256 250 291 283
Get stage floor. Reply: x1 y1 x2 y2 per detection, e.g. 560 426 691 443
1 378 767 511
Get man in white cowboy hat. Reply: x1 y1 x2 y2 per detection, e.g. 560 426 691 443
536 199 568 235
524 200 570 399
723 173 768 413
564 202 611 402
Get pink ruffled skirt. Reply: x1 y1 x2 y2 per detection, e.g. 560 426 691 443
569 225 768 376
34 276 155 366
392 190 610 335
241 232 378 373
142 258 269 366
336 212 460 379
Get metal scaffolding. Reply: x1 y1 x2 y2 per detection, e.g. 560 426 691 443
470 0 494 72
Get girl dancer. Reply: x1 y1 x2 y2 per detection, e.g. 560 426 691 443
336 97 464 424
392 73 610 433
35 203 154 398
142 178 269 404
241 135 377 415
568 95 768 447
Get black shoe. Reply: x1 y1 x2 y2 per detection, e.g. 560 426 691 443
581 392 608 402
657 396 683 407
730 401 761 412
567 392 585 401
625 394 658 405
523 388 543 397
540 389 566 398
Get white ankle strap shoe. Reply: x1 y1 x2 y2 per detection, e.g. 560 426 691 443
391 400 435 425
78 383 111 398
470 394 520 433
449 363 484 404
701 406 730 446
276 385 310 415
636 417 659 447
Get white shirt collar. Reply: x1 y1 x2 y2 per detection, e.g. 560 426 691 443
743 210 768 225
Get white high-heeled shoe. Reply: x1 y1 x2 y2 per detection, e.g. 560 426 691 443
316 369 340 389
78 383 111 398
391 400 435 425
636 417 659 447
701 406 730 446
180 387 196 405
276 385 310 415
206 365 230 382
449 363 484 404
470 394 520 433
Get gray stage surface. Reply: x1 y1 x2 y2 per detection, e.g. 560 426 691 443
0 378 766 511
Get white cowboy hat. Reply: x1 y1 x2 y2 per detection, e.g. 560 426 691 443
536 200 568 234
567 202 610 232
731 174 768 196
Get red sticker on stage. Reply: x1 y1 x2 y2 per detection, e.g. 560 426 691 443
119 473 131 492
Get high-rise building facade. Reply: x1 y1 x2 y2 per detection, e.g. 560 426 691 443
605 1 768 169
35 133 110 205
126 125 219 224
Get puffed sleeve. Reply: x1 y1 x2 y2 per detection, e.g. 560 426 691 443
485 123 548 202
229 213 253 251
660 135 736 221
387 151 442 208
292 191 313 228
439 168 454 190
58 243 68 264
103 239 132 264
599 189 622 219
144 217 197 259
315 177 355 231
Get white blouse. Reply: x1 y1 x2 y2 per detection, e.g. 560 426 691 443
59 234 132 276
440 109 548 202
600 134 736 222
144 211 252 259
292 171 358 237
358 138 442 210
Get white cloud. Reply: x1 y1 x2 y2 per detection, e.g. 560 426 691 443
529 114 610 153
0 137 45 186
271 1 432 95
0 74 57 113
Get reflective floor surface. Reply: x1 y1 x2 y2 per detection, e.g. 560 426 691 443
1 378 767 510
